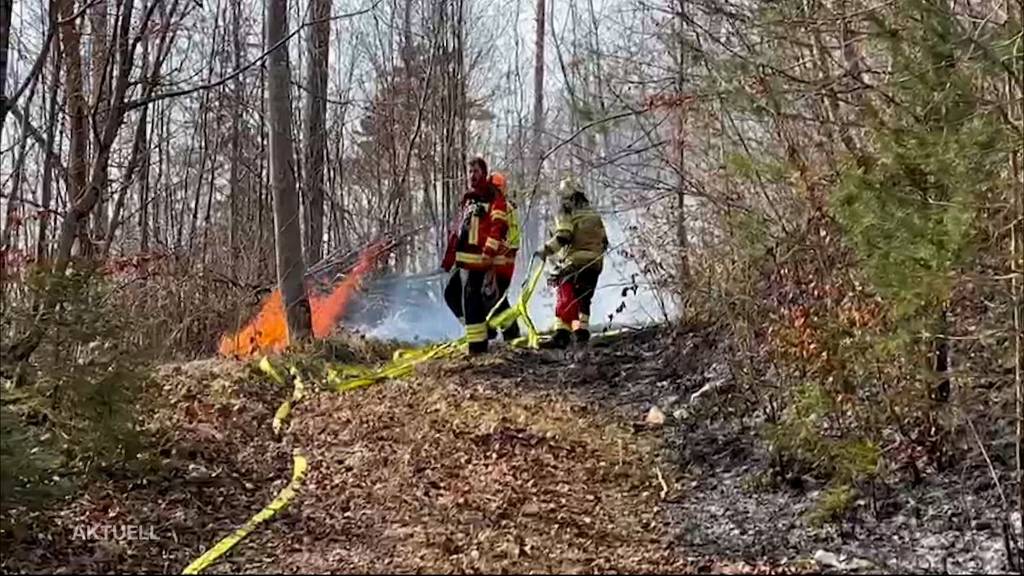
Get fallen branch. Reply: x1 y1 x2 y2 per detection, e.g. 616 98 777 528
655 466 669 500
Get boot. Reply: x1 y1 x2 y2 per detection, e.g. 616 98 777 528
539 329 572 350
573 329 590 344
487 327 498 341
468 340 489 355
502 321 521 342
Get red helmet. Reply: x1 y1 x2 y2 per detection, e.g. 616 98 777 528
490 172 507 192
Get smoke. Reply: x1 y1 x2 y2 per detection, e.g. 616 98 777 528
349 215 675 345
364 300 463 343
348 274 464 344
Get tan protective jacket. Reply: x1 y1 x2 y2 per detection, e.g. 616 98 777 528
543 204 608 272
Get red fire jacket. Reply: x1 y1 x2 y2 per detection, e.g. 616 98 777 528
441 182 511 272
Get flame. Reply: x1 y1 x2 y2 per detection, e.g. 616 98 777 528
219 245 384 358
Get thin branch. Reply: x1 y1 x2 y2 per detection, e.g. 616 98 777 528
125 0 381 110
4 0 101 115
6 102 68 179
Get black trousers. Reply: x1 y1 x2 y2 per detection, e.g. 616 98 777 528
491 274 521 341
444 268 489 351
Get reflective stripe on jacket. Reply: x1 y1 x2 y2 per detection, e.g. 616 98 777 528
453 183 509 271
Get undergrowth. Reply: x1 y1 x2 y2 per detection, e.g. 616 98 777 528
1 268 156 524
674 1 1020 526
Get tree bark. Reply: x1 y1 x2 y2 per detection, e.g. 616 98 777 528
228 0 243 270
138 34 152 252
37 42 62 263
1009 0 1024 529
89 0 110 241
524 0 546 256
674 0 690 288
0 0 12 135
267 0 312 342
60 0 91 259
302 0 329 265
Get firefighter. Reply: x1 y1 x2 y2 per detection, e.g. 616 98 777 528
441 157 510 354
486 172 522 342
534 177 608 349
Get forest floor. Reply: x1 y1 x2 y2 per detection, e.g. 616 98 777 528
0 325 1019 574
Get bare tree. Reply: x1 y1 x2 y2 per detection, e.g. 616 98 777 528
268 0 313 341
302 0 330 265
0 0 12 134
524 0 546 254
228 0 244 267
673 0 689 288
59 0 91 258
89 0 110 240
6 0 159 364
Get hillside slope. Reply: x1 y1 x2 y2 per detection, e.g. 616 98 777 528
1 327 1015 573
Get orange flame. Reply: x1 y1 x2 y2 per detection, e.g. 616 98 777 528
219 245 384 358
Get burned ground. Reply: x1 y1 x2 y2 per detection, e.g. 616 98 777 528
0 326 1017 573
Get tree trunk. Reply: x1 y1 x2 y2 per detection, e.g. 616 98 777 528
524 0 546 256
37 43 62 263
101 103 149 257
60 0 90 260
1014 120 1023 542
89 0 110 242
1009 0 1024 528
267 0 312 342
228 0 243 270
0 0 12 135
674 0 690 288
186 12 221 255
153 101 166 247
302 0 330 265
138 34 152 252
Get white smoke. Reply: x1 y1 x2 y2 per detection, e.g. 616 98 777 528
349 275 464 344
348 201 675 344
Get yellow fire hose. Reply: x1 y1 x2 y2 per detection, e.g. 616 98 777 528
181 259 550 573
326 257 547 392
181 449 308 575
262 357 308 435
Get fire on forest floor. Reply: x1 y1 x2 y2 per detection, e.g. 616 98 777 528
218 244 389 359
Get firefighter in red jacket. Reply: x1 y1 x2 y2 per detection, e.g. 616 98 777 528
441 157 510 354
487 172 521 342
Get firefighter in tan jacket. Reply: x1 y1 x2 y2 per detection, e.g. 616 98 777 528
534 177 608 349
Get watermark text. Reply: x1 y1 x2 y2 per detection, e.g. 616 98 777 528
71 524 160 542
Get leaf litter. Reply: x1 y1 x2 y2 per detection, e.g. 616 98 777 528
8 325 1006 573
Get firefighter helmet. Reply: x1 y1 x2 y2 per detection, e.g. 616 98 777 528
490 172 507 192
559 177 583 201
